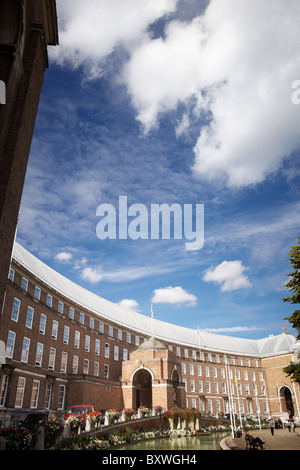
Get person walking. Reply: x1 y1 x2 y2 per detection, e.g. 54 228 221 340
269 418 275 436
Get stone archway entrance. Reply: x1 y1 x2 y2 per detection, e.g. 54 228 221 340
281 386 294 418
132 368 152 409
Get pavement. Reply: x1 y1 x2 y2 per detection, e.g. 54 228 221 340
221 427 300 451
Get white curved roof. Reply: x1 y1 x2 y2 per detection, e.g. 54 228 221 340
12 242 299 358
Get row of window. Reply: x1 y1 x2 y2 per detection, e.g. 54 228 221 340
190 397 269 415
181 363 264 382
0 374 65 411
6 330 128 378
9 270 261 366
184 378 265 396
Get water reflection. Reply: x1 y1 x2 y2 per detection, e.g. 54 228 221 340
116 432 230 451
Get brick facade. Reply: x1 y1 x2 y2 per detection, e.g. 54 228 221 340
0 0 58 316
0 249 299 422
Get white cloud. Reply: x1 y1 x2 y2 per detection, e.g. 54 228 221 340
55 252 73 262
152 286 197 306
123 0 300 186
118 299 140 311
80 266 104 283
51 0 179 79
203 260 251 292
203 326 263 333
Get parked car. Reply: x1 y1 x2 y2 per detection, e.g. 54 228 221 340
65 404 95 420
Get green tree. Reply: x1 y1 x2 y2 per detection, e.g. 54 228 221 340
282 237 300 382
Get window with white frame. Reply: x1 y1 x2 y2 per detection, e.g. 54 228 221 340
46 294 52 307
34 286 41 300
51 320 58 340
48 348 56 370
63 326 70 345
190 380 195 392
45 383 52 409
83 359 89 374
79 312 84 324
99 322 104 333
15 377 26 408
105 343 109 358
72 355 78 374
61 352 68 373
89 317 94 329
85 335 90 352
74 331 80 349
6 331 16 358
206 381 211 393
198 365 202 376
182 363 186 374
0 374 9 407
69 307 74 319
205 366 210 377
94 361 99 376
57 385 66 410
109 326 113 337
26 306 34 329
190 364 194 375
118 329 122 340
123 349 128 361
21 337 30 363
11 298 20 322
35 343 44 367
114 345 119 361
8 268 15 281
30 380 40 408
126 332 131 343
95 339 100 355
198 380 203 393
21 277 28 291
104 364 109 379
39 314 47 335
58 301 64 313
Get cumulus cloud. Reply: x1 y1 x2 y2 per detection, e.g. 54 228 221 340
51 0 179 79
152 286 197 306
123 0 300 186
55 252 73 262
118 299 140 311
80 266 104 283
203 260 251 292
50 0 300 187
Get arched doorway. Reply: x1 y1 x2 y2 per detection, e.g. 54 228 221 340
132 368 152 409
281 386 294 418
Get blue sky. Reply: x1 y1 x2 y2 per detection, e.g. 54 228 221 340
17 0 300 339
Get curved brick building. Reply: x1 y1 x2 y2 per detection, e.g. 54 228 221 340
0 242 299 422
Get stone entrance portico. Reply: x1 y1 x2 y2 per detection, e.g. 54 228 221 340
122 337 186 411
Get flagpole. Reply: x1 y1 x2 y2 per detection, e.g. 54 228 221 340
234 370 242 425
225 361 234 438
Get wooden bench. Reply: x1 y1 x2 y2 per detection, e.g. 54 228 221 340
245 434 262 450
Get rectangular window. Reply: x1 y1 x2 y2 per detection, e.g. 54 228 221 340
21 277 28 291
85 335 90 352
21 337 30 363
45 383 52 409
15 377 26 408
109 326 113 337
6 330 16 358
30 380 40 408
94 362 99 377
72 355 79 374
69 307 74 319
39 314 47 335
89 317 94 329
105 343 109 358
0 375 9 407
104 364 109 379
95 339 100 355
11 298 20 322
48 348 56 370
34 286 41 300
114 345 119 361
51 320 58 340
99 322 104 333
63 326 70 344
35 343 44 367
58 301 64 314
57 385 65 410
26 306 34 329
74 331 80 349
83 359 89 374
46 294 53 307
118 329 122 340
8 268 15 281
79 312 85 324
126 332 131 343
123 349 128 361
61 352 68 373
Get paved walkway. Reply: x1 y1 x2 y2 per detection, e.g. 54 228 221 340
222 427 300 451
